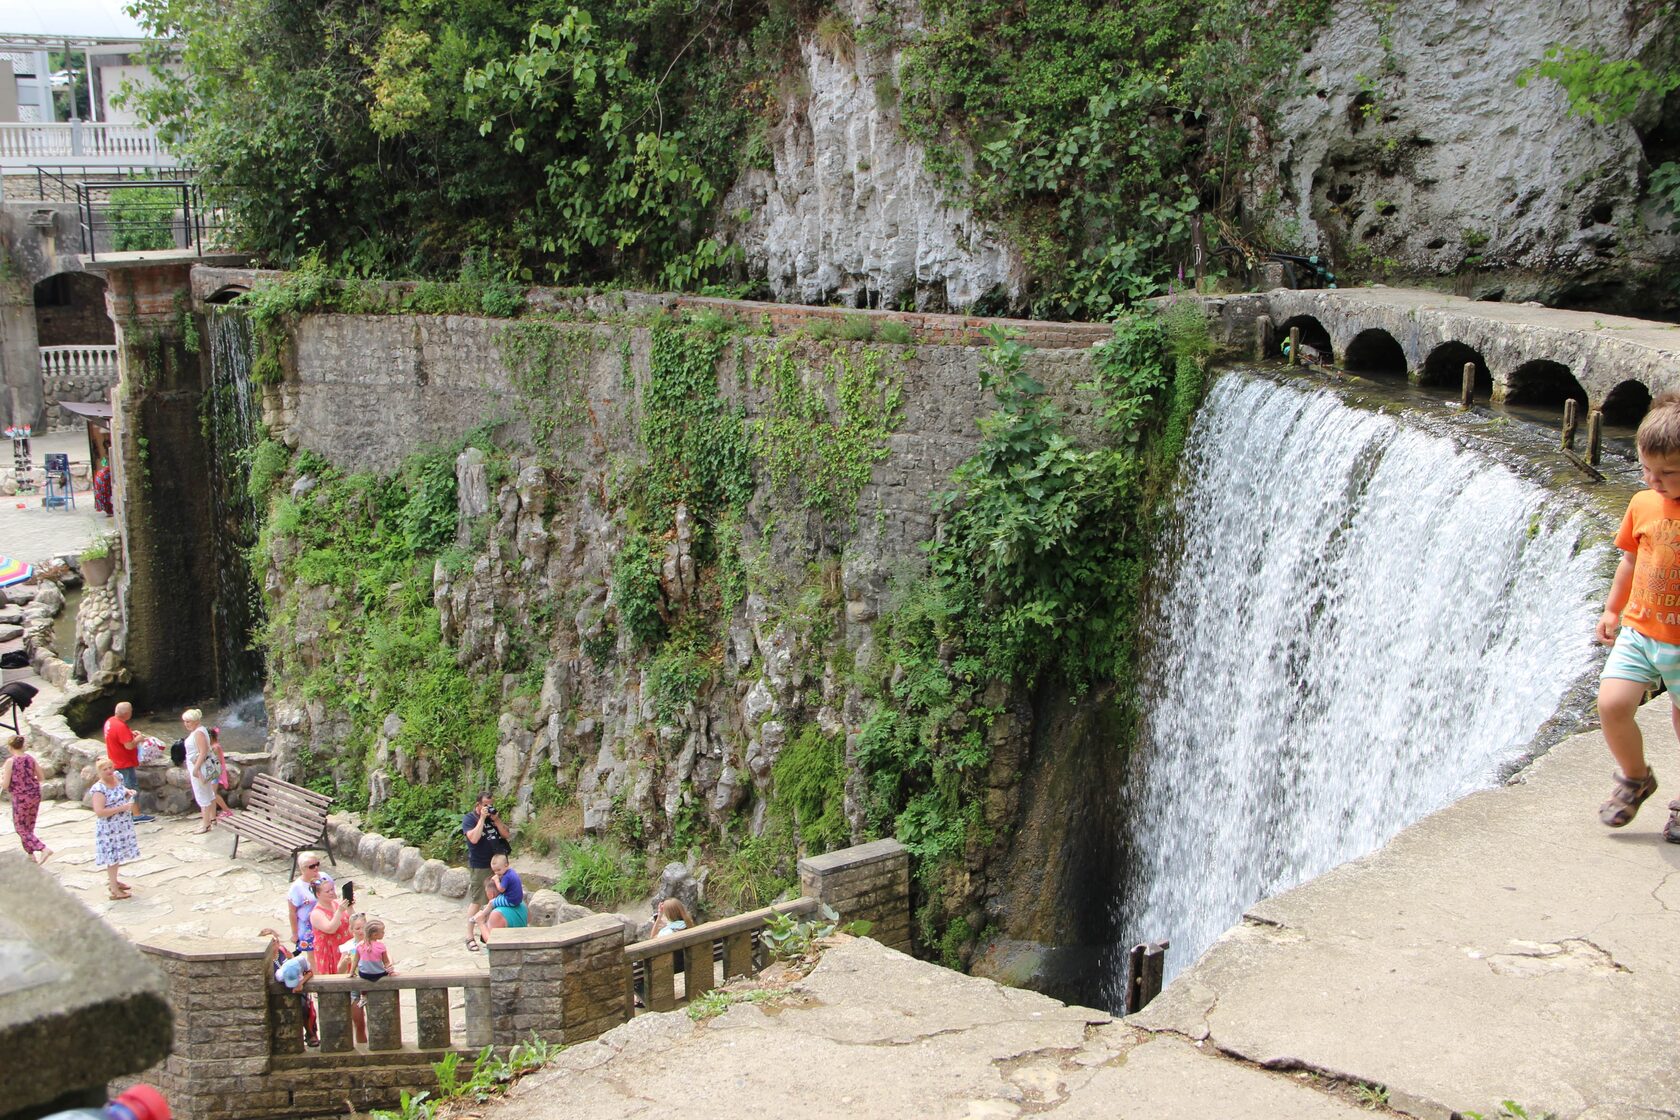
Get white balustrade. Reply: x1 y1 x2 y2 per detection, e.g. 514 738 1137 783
0 122 178 168
39 345 120 386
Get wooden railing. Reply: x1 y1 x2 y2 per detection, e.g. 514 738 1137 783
281 972 492 1055
39 345 119 385
626 897 817 1013
0 122 178 168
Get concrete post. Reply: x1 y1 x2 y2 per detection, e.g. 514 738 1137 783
799 838 913 953
84 258 218 707
487 915 630 1048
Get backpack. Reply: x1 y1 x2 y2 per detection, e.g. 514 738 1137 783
169 739 186 766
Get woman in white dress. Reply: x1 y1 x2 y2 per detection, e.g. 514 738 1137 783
183 708 217 834
91 757 140 899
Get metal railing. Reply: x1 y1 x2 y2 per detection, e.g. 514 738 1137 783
39 345 119 384
0 122 177 169
76 178 220 261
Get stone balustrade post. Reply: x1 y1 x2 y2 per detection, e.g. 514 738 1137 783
487 915 630 1049
136 937 283 1120
799 838 913 953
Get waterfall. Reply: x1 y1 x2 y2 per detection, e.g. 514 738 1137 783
1108 371 1610 1001
204 310 265 700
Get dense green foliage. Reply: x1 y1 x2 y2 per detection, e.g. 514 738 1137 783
127 0 801 283
256 437 502 857
129 0 1333 310
856 308 1210 888
892 0 1329 315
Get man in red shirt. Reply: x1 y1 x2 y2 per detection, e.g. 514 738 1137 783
103 702 153 822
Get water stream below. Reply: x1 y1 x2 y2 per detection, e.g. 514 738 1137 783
1102 367 1622 1004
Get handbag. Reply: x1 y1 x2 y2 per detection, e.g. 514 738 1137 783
198 754 220 782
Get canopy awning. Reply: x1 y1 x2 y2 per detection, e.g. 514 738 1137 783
56 400 112 426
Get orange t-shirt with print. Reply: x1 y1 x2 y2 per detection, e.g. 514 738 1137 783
1616 488 1680 646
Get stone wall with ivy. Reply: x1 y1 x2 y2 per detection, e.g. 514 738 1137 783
239 272 1212 968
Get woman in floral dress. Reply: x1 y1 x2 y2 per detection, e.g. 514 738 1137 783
1 735 50 863
91 757 140 899
93 458 113 516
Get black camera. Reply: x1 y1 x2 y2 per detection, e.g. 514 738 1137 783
341 880 355 906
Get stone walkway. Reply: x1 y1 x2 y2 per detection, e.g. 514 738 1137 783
0 799 488 976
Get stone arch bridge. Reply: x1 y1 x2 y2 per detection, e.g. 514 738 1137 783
1209 288 1680 426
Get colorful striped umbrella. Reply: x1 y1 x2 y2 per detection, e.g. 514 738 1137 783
0 556 33 588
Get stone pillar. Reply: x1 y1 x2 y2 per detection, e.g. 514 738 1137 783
487 915 630 1048
799 838 913 953
135 937 279 1120
0 268 42 431
85 259 217 707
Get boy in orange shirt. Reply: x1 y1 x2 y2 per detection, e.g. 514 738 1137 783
1596 395 1680 841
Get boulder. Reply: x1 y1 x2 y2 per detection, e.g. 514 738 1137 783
527 889 592 928
356 833 384 868
395 846 424 883
414 858 447 894
652 861 704 919
376 837 405 877
439 866 470 899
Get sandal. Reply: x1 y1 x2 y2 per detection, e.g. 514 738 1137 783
1600 768 1659 827
465 938 482 952
1665 800 1680 844
108 889 131 900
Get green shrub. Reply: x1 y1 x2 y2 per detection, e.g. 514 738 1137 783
554 840 643 905
839 314 875 341
612 532 666 648
877 320 914 346
245 438 289 505
771 725 849 853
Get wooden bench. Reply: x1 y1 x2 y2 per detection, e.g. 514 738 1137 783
221 773 335 877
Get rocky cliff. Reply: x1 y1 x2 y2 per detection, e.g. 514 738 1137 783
729 1 1676 313
1254 0 1679 309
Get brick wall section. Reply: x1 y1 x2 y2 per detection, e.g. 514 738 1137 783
487 915 631 1047
136 939 284 1120
799 839 913 953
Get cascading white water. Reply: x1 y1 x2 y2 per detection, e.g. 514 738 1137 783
1111 372 1610 996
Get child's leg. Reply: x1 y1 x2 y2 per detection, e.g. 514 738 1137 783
351 999 366 1044
1599 677 1652 779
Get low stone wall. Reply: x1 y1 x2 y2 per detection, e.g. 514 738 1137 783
132 840 912 1119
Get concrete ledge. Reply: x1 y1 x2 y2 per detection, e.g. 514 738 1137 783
799 838 907 874
489 914 625 951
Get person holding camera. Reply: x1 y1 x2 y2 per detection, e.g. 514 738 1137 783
462 792 514 949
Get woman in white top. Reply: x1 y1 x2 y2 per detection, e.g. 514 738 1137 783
183 708 217 834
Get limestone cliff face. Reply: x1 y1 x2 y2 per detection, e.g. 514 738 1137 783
1255 1 1678 307
722 0 1021 312
726 2 1675 313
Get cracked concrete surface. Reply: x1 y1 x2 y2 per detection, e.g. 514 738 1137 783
1134 700 1680 1119
479 703 1680 1120
486 938 1373 1120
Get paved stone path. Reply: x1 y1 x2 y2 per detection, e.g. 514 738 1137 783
0 799 488 976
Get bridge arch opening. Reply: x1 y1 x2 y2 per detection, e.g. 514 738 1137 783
203 284 251 305
31 270 117 434
1601 379 1652 428
1274 315 1333 362
1503 360 1587 411
1420 341 1491 398
1342 328 1407 378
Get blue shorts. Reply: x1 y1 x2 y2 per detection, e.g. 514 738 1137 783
1602 626 1680 700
